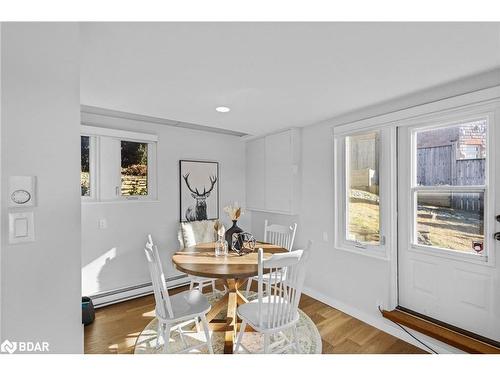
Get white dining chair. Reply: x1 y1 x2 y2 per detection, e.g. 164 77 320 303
148 233 220 294
176 223 223 295
234 241 312 354
144 239 213 354
245 220 297 295
189 277 217 294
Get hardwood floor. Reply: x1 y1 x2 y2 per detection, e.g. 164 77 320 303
84 284 426 354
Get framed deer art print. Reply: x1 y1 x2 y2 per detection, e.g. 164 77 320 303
179 160 219 222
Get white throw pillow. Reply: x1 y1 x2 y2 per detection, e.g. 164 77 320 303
179 220 217 248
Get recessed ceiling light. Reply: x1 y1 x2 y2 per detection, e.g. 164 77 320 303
215 106 230 113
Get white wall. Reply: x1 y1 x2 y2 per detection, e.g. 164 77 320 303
81 112 249 297
1 23 82 352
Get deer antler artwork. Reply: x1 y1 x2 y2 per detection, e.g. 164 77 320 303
183 173 218 221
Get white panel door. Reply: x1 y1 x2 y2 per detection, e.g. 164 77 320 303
398 102 500 342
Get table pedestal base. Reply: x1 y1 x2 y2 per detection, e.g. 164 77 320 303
206 278 253 354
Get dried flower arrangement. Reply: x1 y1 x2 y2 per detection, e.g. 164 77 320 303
213 219 226 237
224 202 243 221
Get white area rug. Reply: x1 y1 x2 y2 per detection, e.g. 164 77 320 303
134 292 322 354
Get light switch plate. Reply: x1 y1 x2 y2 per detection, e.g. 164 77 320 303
9 176 36 207
9 212 35 244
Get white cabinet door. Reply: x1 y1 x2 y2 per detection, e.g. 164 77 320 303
246 137 266 210
265 131 293 213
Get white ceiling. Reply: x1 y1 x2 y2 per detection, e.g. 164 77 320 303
80 23 500 136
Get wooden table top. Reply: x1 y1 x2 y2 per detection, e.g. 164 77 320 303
172 242 287 279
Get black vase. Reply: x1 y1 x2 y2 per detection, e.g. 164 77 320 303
225 220 243 250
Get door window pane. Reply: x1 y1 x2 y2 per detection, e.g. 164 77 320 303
416 192 484 254
346 132 380 245
416 119 487 186
81 136 90 197
121 141 148 196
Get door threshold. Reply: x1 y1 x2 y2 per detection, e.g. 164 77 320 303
381 307 500 354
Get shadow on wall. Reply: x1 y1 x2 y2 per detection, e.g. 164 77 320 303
82 241 178 296
82 246 152 295
82 247 117 294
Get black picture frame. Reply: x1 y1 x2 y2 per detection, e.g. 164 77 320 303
179 160 219 222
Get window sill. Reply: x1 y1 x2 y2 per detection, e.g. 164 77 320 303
334 243 390 261
82 199 160 205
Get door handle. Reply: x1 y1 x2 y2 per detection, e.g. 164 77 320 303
496 215 500 240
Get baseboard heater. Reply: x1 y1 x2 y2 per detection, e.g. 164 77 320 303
89 274 190 308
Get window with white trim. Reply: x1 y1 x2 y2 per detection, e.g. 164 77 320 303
411 118 487 256
81 135 91 197
81 134 97 200
334 127 392 257
346 132 381 245
120 140 149 197
80 126 158 202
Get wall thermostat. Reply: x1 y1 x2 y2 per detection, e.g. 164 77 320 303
9 176 36 207
11 189 31 204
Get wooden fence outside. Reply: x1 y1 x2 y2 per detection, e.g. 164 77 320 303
417 145 485 212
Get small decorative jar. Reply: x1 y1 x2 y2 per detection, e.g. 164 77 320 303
215 239 228 257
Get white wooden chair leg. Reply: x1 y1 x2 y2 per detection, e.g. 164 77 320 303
178 326 188 349
162 323 171 354
211 280 216 293
199 315 213 354
292 324 299 353
263 333 270 354
245 278 252 295
156 321 163 349
234 320 247 353
189 281 194 290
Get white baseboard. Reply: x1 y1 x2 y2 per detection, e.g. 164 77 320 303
302 286 463 354
89 275 190 308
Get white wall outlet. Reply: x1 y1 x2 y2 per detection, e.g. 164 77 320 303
98 219 107 229
9 212 35 244
322 231 328 242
